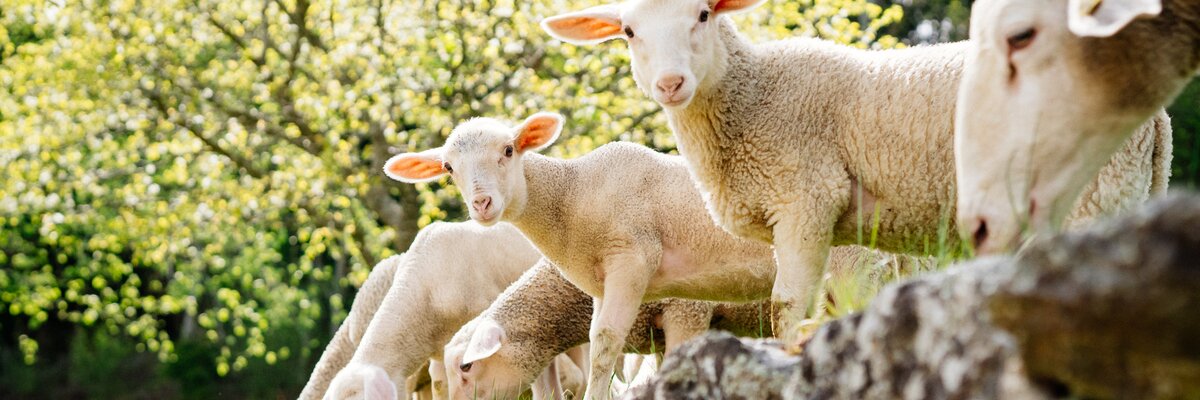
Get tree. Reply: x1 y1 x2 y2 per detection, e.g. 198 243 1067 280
0 0 903 396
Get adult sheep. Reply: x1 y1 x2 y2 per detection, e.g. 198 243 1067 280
955 0 1194 253
540 0 1172 332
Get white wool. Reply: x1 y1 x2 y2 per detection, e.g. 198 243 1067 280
955 0 1192 252
544 0 1172 333
304 222 541 400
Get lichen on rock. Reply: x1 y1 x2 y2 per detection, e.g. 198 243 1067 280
629 194 1200 400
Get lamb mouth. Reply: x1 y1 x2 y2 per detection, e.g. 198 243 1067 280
660 97 690 108
474 213 501 225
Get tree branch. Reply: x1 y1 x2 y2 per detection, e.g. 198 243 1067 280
624 108 661 133
275 0 329 52
365 119 420 249
144 88 268 179
205 13 267 67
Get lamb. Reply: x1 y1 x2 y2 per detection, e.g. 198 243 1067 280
305 221 544 400
439 245 905 399
440 258 774 400
954 0 1194 253
383 112 781 399
540 0 1172 332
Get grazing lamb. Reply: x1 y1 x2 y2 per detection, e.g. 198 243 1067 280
310 221 543 400
954 0 1194 253
384 113 781 399
441 259 774 400
540 0 1172 330
299 254 403 400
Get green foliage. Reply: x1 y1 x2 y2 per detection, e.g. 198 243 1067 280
875 0 973 43
1168 79 1200 188
3 0 1195 397
5 0 1192 397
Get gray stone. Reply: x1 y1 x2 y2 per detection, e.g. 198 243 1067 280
628 194 1200 400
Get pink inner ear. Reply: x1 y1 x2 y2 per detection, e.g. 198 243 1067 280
517 118 558 151
548 16 621 40
388 156 443 180
713 0 761 13
365 368 397 400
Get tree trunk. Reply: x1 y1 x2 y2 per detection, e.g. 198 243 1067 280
367 120 422 250
629 194 1200 400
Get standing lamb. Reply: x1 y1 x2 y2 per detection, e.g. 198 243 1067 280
954 0 1194 253
383 112 779 399
307 221 543 399
440 245 902 399
541 0 1172 333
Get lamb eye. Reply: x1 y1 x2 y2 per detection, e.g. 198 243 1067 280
443 162 453 173
460 362 473 373
624 26 634 38
504 145 514 157
1007 28 1037 51
699 10 709 22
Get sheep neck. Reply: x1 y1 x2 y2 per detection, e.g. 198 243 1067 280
488 261 592 380
506 153 572 253
663 18 754 195
1164 0 1200 71
1084 0 1200 112
351 265 441 378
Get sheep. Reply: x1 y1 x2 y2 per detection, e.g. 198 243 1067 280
308 221 544 400
383 112 787 399
440 258 775 400
954 0 1194 253
296 257 441 400
540 0 1173 331
438 245 904 399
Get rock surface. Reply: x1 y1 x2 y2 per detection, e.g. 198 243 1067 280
629 194 1200 400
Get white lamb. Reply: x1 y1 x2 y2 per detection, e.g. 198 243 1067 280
307 221 545 400
300 254 402 399
954 0 1194 253
383 112 780 399
541 0 1172 331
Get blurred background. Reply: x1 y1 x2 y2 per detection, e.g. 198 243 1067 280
1 0 1195 398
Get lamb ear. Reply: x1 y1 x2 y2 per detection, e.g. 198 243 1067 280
513 112 564 153
709 0 766 14
1068 0 1161 37
383 148 446 183
462 320 506 365
364 367 398 400
541 4 624 45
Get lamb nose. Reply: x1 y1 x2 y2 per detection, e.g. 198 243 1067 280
472 195 492 213
657 75 684 94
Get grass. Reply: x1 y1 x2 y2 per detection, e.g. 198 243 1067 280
800 204 972 340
